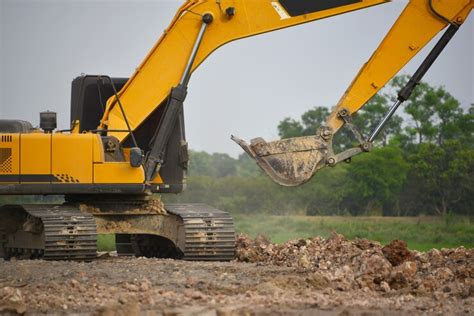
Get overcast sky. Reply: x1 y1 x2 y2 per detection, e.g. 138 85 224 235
0 0 472 157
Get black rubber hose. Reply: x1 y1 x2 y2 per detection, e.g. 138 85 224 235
428 0 459 28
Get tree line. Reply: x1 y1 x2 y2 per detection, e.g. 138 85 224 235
165 76 473 217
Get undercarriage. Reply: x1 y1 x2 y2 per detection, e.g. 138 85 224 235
0 199 235 261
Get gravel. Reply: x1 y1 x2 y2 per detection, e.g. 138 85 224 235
0 233 472 315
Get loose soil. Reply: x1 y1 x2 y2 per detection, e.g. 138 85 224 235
0 234 472 315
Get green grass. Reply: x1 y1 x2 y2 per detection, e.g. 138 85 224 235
233 214 474 251
97 234 115 252
97 215 473 252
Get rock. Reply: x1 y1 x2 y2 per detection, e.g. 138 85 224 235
400 261 418 278
433 291 448 301
298 254 311 269
183 289 204 300
139 279 152 292
296 239 308 248
382 240 413 266
96 302 140 316
357 275 377 291
389 271 408 290
381 281 391 292
389 261 417 290
358 253 392 280
255 282 282 296
427 249 444 266
422 276 439 292
448 247 467 261
354 238 380 251
433 267 454 283
306 272 330 289
216 308 235 316
123 283 139 292
0 287 27 314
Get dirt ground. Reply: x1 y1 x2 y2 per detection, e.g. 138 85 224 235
0 234 472 315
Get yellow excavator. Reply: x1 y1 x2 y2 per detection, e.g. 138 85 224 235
0 0 472 261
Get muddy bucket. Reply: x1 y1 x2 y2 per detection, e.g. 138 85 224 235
231 135 330 186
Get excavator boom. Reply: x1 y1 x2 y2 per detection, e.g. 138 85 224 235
98 0 472 187
100 0 388 139
235 0 472 186
98 0 389 180
327 0 473 133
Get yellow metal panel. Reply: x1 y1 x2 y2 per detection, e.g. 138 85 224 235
122 148 131 162
150 173 164 184
20 134 51 179
52 134 93 184
94 162 144 184
0 134 19 183
92 134 105 163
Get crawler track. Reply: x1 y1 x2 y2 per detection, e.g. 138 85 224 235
1 202 235 262
166 203 235 261
2 205 97 261
115 203 235 261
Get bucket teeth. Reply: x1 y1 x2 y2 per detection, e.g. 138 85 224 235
231 135 329 186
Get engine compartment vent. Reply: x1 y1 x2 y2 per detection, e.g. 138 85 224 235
1 135 13 143
0 148 12 173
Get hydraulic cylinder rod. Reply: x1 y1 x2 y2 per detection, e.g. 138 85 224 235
180 14 213 87
144 13 213 181
369 23 459 142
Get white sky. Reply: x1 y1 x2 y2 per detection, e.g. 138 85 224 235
0 0 473 157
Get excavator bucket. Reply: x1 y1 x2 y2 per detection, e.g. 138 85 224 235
231 135 329 186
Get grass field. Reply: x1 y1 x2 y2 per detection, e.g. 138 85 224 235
98 215 473 252
234 214 474 251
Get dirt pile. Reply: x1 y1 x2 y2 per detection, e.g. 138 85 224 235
235 233 473 296
0 234 472 315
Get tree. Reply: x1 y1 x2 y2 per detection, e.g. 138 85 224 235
407 141 473 216
425 86 463 145
454 104 474 148
298 165 349 216
277 118 304 139
344 146 409 216
278 107 329 139
188 151 238 178
188 151 215 177
391 75 437 144
211 153 237 178
236 153 260 177
300 107 330 135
